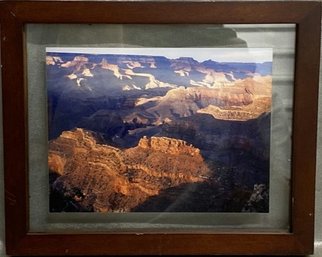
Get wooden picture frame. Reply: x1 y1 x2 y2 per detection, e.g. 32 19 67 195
0 1 320 255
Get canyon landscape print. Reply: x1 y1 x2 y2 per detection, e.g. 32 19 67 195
47 48 272 213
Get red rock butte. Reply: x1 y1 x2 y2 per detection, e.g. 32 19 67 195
49 128 210 212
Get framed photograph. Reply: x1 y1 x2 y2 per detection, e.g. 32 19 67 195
47 47 273 213
1 1 320 255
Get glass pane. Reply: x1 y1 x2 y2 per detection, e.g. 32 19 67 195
26 24 295 232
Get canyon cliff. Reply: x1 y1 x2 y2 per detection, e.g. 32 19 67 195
49 128 211 212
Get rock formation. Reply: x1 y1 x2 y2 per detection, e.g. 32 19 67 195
49 128 210 212
242 184 269 212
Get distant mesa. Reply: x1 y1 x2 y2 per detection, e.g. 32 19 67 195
100 58 125 79
46 56 63 65
61 56 89 68
46 53 272 93
141 78 271 122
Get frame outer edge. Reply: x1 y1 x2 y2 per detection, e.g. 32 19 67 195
0 1 320 255
292 2 321 254
2 1 321 24
1 2 29 255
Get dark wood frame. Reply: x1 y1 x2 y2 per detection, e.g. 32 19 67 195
0 1 320 255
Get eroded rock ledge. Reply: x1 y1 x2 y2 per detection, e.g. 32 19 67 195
49 128 210 212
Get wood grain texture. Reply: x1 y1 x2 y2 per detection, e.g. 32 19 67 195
0 1 320 255
290 3 321 252
0 1 320 23
0 2 29 254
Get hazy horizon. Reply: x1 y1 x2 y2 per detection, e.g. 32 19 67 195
46 47 273 63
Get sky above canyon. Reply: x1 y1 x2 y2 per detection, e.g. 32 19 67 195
46 47 273 63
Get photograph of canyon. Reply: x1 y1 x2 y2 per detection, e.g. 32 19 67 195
47 48 272 213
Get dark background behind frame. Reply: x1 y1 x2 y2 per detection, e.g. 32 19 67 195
0 1 321 255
